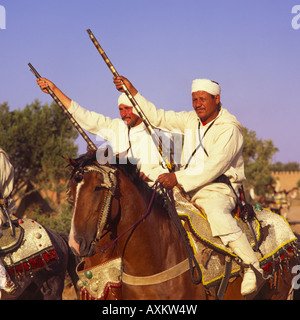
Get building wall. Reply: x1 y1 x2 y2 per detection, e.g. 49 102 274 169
272 171 300 191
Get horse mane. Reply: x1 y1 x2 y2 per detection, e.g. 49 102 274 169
68 151 170 211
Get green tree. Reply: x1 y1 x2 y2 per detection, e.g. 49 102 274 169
270 161 300 172
243 128 278 196
0 100 78 199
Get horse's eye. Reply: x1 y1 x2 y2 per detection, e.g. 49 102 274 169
75 174 83 183
94 186 102 192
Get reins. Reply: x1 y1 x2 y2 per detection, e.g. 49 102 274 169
71 162 202 286
98 181 159 253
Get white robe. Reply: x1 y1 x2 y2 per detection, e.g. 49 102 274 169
0 150 15 291
68 101 169 182
0 149 14 198
0 149 14 226
132 93 246 243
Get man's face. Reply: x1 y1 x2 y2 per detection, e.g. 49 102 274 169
119 104 142 127
192 91 220 123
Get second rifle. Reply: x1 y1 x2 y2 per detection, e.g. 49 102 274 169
86 29 175 172
28 63 97 151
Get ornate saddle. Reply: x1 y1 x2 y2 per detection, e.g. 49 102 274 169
173 186 298 288
0 218 57 280
75 185 299 300
0 222 24 255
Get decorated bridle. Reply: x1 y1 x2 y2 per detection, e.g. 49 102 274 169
68 163 118 255
68 163 202 286
68 162 159 256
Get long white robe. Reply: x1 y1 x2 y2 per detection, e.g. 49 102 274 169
0 149 14 226
0 149 15 291
68 101 169 182
132 93 246 243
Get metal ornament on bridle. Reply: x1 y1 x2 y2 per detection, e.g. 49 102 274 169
85 165 118 246
70 164 118 254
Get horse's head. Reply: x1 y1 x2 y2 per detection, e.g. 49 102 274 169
66 151 120 257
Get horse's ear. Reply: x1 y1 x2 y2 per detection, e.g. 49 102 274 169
63 156 77 168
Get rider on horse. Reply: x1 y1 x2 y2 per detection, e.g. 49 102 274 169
0 148 17 295
36 78 170 184
37 75 263 296
113 76 264 297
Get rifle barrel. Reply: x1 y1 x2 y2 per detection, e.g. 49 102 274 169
86 29 175 172
28 63 97 151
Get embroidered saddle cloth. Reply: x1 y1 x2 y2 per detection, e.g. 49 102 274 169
77 258 122 300
2 218 57 277
173 187 298 286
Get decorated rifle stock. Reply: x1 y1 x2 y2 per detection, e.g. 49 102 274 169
28 63 97 151
86 29 175 172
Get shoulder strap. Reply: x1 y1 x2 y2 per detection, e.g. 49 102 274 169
184 120 215 169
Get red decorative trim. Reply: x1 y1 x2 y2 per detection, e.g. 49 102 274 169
262 247 294 274
7 249 57 276
80 281 122 300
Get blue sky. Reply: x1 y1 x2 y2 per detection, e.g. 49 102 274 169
0 0 299 163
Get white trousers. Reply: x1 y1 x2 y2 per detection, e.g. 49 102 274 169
0 261 9 290
191 183 242 245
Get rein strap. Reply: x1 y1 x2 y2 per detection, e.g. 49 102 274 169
99 181 159 252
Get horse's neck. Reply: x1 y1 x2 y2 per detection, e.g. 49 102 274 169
84 231 119 269
118 177 188 274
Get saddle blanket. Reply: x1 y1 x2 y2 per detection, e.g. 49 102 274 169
2 218 57 277
173 187 298 286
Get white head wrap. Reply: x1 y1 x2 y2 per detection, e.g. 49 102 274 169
191 79 221 95
118 93 134 107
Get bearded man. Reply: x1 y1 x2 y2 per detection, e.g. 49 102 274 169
36 78 170 183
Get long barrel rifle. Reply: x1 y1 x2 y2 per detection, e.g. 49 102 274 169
86 29 175 172
28 63 97 151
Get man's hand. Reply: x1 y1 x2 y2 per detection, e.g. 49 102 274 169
157 173 178 189
36 78 56 94
36 77 71 109
113 76 138 97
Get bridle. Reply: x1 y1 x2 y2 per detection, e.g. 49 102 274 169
68 163 118 256
68 163 202 286
68 163 158 256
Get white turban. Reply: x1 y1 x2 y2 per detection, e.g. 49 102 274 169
118 93 134 107
191 79 221 95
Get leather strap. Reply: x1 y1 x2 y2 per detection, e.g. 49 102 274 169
122 251 202 286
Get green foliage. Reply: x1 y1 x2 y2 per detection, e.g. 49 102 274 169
30 203 73 234
270 161 300 172
0 100 78 196
242 128 278 196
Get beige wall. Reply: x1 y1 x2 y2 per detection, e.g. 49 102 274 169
272 171 300 191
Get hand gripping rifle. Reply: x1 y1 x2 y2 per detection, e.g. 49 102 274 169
28 63 97 151
86 29 175 172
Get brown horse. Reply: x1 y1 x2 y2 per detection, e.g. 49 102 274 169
67 151 299 300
